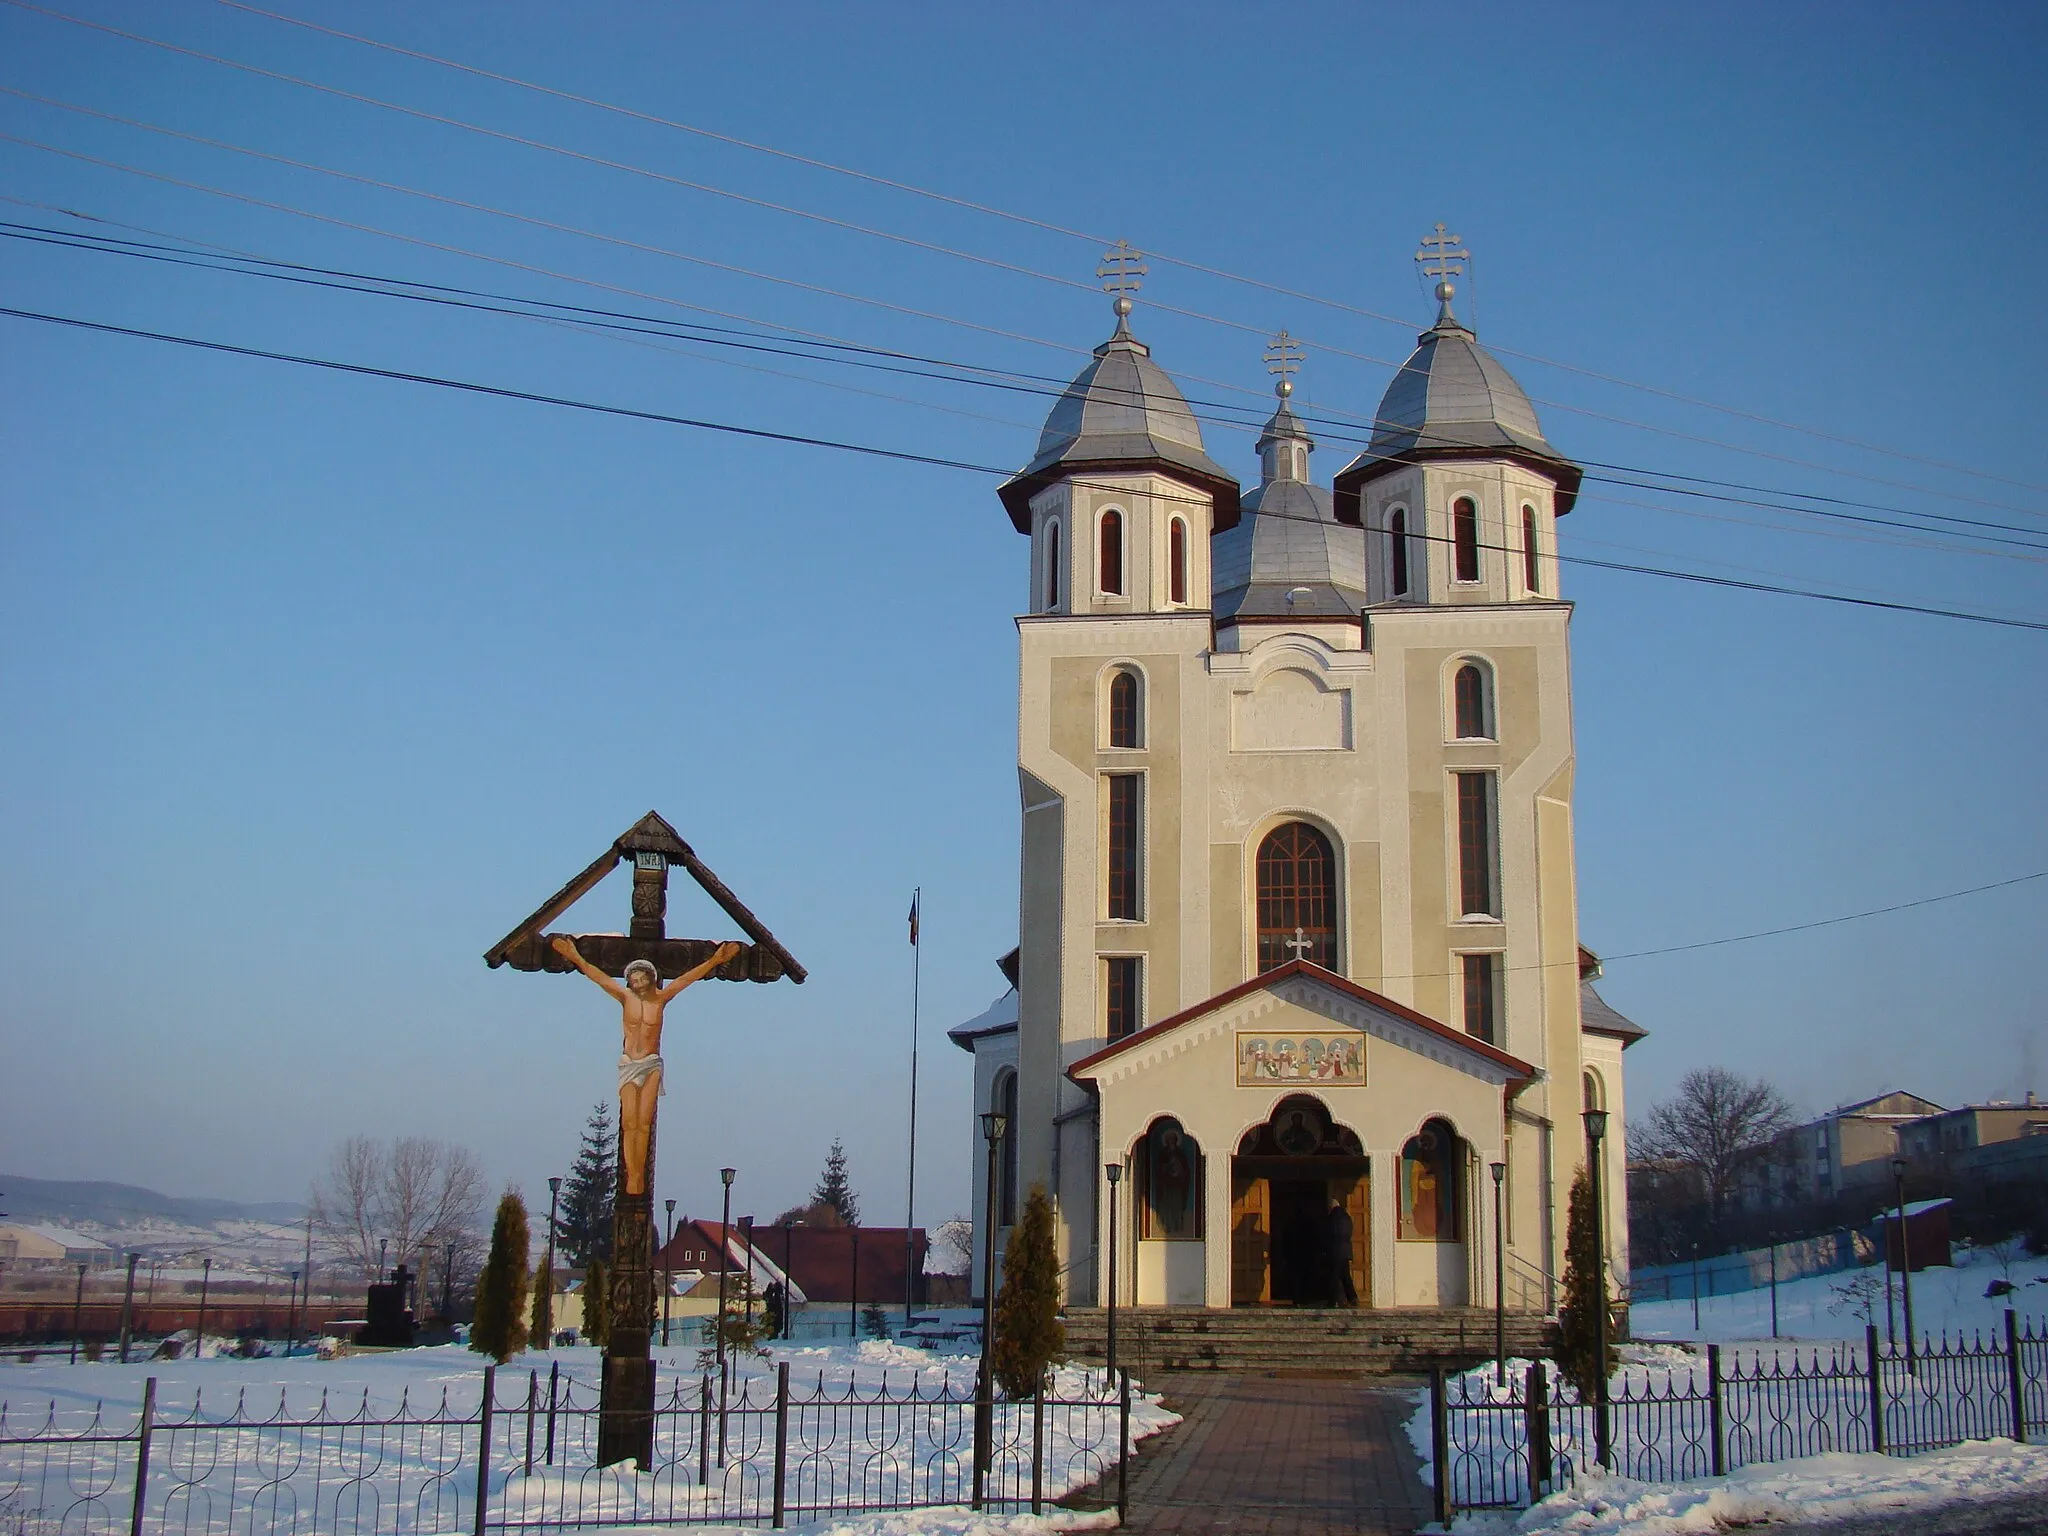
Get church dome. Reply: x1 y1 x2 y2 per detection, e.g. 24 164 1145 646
1213 389 1367 622
1332 302 1581 518
999 300 1242 532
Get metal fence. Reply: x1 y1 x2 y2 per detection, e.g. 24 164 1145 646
1427 1309 2048 1520
0 1362 1133 1534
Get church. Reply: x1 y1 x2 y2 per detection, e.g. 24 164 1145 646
950 236 1641 1318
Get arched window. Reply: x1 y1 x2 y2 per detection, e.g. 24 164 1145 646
1582 1069 1604 1114
1134 1118 1202 1240
1255 821 1338 972
1168 517 1188 605
1389 508 1410 597
1399 1119 1461 1241
1521 506 1541 594
1453 497 1480 582
1453 663 1491 740
1108 669 1141 748
995 1069 1020 1227
1099 508 1125 596
1044 520 1061 610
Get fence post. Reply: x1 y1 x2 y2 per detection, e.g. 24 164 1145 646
1117 1367 1131 1525
1429 1367 1451 1528
698 1375 711 1487
474 1364 496 1536
1707 1344 1725 1478
524 1369 538 1476
1524 1360 1550 1499
1865 1324 1885 1455
128 1376 156 1536
544 1361 559 1466
1031 1387 1045 1515
772 1362 789 1529
2007 1310 2027 1445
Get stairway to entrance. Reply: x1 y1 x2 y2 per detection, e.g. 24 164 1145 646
1062 1305 1556 1373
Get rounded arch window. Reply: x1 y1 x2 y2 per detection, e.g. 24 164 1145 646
1134 1117 1202 1240
1453 661 1493 740
1255 821 1338 972
1388 507 1411 597
1168 517 1189 605
1582 1069 1604 1114
1399 1118 1462 1241
993 1069 1020 1227
1108 668 1143 749
1099 508 1125 596
1044 519 1061 611
1521 505 1541 594
1453 496 1480 583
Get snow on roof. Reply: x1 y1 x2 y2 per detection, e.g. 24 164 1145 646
6 1224 112 1250
947 988 1019 1051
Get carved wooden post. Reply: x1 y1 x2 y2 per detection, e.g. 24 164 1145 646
599 1100 658 1468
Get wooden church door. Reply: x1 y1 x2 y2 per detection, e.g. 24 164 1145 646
1229 1173 1270 1304
1329 1170 1372 1304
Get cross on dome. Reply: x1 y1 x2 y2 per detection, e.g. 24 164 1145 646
1097 240 1148 325
1416 222 1471 324
1264 330 1304 400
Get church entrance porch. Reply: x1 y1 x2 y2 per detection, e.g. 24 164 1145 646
1229 1095 1370 1306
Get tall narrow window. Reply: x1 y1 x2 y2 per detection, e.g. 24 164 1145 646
1044 520 1061 610
1389 508 1410 596
1107 773 1141 919
996 1070 1019 1226
1461 953 1499 1043
1453 663 1490 739
1108 669 1141 748
1521 506 1541 594
1168 517 1188 604
1454 497 1480 582
1104 955 1141 1040
1455 771 1497 917
1099 508 1125 595
1255 821 1338 971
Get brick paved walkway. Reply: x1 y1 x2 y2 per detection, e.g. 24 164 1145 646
1119 1373 1434 1536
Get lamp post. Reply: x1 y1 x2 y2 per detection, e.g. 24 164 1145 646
1892 1157 1917 1375
69 1262 87 1365
1690 1244 1701 1334
782 1219 795 1341
848 1225 860 1340
1768 1231 1780 1340
717 1167 736 1466
287 1268 301 1355
1490 1161 1507 1385
195 1257 212 1361
662 1199 677 1348
544 1177 563 1347
1583 1109 1612 1470
973 1109 1008 1512
1104 1162 1122 1380
378 1238 388 1280
739 1216 756 1337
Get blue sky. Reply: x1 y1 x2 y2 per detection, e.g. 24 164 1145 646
2 1 2043 1231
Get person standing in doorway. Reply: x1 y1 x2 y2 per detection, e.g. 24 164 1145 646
1325 1199 1358 1307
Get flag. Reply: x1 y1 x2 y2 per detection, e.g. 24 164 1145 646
908 891 920 947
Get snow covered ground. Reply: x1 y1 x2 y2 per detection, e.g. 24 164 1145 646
1435 1437 2048 1534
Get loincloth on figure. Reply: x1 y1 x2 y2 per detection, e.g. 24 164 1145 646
618 1052 666 1095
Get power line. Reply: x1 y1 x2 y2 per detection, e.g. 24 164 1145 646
5 301 2045 633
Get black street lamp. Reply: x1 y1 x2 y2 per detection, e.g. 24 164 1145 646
663 1199 677 1349
1490 1161 1507 1385
196 1257 212 1361
69 1262 87 1365
1583 1109 1612 1470
739 1216 756 1339
973 1108 1008 1512
781 1218 796 1341
1892 1157 1917 1375
544 1177 563 1346
716 1169 736 1377
848 1224 860 1340
1104 1161 1122 1380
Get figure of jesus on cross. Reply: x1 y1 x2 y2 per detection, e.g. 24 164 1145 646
551 935 740 1196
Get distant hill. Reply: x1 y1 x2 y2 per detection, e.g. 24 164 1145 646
0 1176 306 1228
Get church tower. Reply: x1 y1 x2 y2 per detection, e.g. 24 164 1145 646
955 235 1636 1319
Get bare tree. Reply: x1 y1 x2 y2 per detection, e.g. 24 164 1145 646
1633 1067 1797 1234
313 1136 488 1285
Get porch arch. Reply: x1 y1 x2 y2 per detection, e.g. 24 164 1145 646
1228 1094 1370 1306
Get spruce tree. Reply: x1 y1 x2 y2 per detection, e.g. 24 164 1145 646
470 1190 531 1363
696 1269 770 1373
991 1182 1064 1397
1556 1163 1618 1400
529 1252 554 1349
558 1104 617 1268
582 1257 610 1349
812 1139 859 1226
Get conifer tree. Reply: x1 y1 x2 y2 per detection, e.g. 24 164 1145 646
558 1104 617 1268
470 1190 531 1363
583 1257 610 1349
991 1182 1064 1397
860 1302 891 1340
1556 1163 1618 1400
696 1269 770 1372
529 1252 554 1349
812 1139 859 1226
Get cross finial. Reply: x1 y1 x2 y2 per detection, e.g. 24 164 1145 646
1264 329 1304 400
1285 927 1315 962
1415 222 1470 324
1098 239 1147 325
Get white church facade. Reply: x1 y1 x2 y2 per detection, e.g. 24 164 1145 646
952 246 1641 1314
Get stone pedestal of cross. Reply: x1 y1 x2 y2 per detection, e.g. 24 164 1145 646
487 812 805 1468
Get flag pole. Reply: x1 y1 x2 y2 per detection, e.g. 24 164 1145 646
905 888 922 1333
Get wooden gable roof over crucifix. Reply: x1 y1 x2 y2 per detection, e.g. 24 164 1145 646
485 811 806 984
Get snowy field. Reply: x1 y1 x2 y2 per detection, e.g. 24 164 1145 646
0 1338 1176 1534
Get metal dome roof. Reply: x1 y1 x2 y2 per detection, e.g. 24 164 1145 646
999 305 1241 532
1331 310 1581 516
1213 398 1367 622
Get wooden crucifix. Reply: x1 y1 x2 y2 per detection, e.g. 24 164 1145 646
486 810 804 1469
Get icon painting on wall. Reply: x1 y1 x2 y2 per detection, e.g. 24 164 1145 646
1235 1031 1365 1086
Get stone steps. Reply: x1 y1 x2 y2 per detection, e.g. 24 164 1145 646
1058 1306 1557 1374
